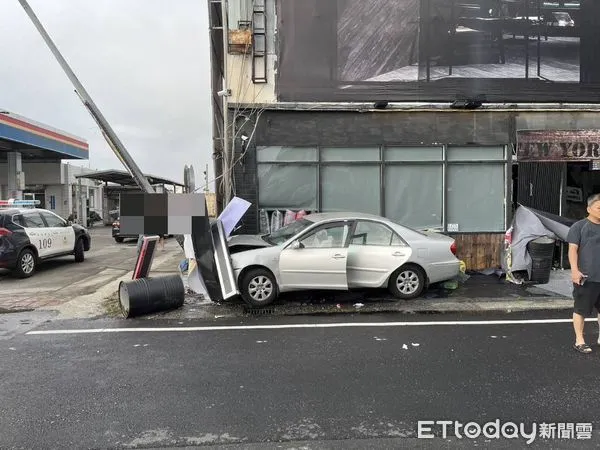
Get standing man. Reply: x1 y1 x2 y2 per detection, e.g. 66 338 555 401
568 193 600 354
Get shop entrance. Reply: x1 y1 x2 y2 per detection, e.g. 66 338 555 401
514 160 600 269
516 162 565 215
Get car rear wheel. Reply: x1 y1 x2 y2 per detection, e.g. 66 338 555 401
74 238 85 262
14 249 36 278
114 237 124 243
240 268 278 307
389 264 426 300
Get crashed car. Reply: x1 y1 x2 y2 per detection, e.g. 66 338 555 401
226 212 460 307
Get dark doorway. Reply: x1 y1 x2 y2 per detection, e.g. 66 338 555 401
516 162 565 215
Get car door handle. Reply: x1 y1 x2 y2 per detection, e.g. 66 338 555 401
332 254 346 259
392 252 406 257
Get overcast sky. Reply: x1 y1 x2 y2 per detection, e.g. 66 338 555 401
0 0 212 188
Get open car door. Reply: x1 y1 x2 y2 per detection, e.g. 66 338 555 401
278 220 352 290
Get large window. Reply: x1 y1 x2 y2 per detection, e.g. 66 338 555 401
257 165 317 210
321 166 380 215
256 145 507 233
446 146 506 233
385 146 444 229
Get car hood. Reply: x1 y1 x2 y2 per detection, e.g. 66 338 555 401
227 234 272 248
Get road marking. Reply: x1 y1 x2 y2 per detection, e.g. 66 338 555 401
26 317 597 335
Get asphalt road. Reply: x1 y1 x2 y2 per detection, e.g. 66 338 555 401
0 228 181 314
2 310 600 449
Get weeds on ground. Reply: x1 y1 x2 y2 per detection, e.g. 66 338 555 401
102 291 123 317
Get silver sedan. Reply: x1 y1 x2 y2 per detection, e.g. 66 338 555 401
227 212 460 307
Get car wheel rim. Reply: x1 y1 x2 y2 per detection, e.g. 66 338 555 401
248 276 273 302
21 254 34 274
397 270 419 295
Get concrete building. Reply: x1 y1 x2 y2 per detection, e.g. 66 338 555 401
208 0 600 271
0 161 102 221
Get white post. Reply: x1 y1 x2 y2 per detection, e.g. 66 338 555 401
7 152 23 200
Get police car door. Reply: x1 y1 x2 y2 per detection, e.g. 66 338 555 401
40 211 73 253
22 210 56 257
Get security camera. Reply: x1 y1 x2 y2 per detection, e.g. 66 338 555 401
217 89 231 97
241 134 249 141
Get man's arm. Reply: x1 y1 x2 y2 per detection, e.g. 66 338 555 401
567 223 585 284
568 243 580 272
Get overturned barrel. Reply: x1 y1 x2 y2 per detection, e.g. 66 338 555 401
119 275 185 318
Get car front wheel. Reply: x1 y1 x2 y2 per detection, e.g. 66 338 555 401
14 248 36 278
240 268 278 307
389 264 426 300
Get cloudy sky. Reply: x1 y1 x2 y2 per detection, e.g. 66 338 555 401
0 0 212 188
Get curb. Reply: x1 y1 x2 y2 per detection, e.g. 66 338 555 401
242 297 574 316
146 295 574 320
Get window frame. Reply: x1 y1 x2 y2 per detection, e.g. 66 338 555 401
349 219 403 247
22 211 46 228
256 145 509 234
287 220 355 250
40 211 67 228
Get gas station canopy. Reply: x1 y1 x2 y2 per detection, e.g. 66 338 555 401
0 110 88 161
75 169 184 188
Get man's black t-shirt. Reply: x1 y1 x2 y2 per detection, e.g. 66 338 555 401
567 218 600 282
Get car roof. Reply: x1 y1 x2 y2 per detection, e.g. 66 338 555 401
0 208 21 215
0 207 53 215
305 212 393 223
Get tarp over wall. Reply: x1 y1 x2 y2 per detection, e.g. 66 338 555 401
503 205 578 283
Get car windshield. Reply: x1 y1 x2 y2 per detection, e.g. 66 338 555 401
262 218 313 245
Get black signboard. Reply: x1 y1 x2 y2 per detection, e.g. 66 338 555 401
276 0 600 103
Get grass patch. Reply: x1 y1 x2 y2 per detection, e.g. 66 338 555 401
102 291 123 317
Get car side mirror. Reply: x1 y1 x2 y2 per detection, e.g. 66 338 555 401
291 240 304 250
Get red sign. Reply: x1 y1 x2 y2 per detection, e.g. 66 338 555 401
517 130 600 161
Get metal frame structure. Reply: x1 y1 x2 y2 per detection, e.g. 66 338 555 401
254 144 511 234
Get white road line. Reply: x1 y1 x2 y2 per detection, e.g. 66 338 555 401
25 318 597 335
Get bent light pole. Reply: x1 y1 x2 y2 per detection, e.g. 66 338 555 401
17 0 154 194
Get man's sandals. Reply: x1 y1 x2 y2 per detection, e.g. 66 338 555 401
574 343 592 354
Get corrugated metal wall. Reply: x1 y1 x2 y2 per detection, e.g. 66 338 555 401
517 162 565 215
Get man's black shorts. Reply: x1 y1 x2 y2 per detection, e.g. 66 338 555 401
573 281 600 316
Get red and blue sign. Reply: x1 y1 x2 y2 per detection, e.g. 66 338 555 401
0 112 88 159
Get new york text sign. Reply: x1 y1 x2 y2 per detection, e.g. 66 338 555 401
517 130 600 161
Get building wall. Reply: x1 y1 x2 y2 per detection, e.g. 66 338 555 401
0 162 62 186
0 162 103 221
227 55 276 103
233 109 513 234
226 0 277 104
230 108 600 269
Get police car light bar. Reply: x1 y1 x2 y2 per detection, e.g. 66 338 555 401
0 199 41 208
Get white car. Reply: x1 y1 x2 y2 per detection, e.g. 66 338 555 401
226 212 460 307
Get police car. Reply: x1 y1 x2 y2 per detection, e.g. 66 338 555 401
0 199 91 278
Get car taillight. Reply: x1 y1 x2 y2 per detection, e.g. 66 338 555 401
450 241 457 255
0 227 12 237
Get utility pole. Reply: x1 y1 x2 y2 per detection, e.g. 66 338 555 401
17 0 154 194
204 164 210 192
220 0 231 205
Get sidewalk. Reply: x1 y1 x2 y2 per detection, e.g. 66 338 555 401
2 247 573 320
131 271 574 321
